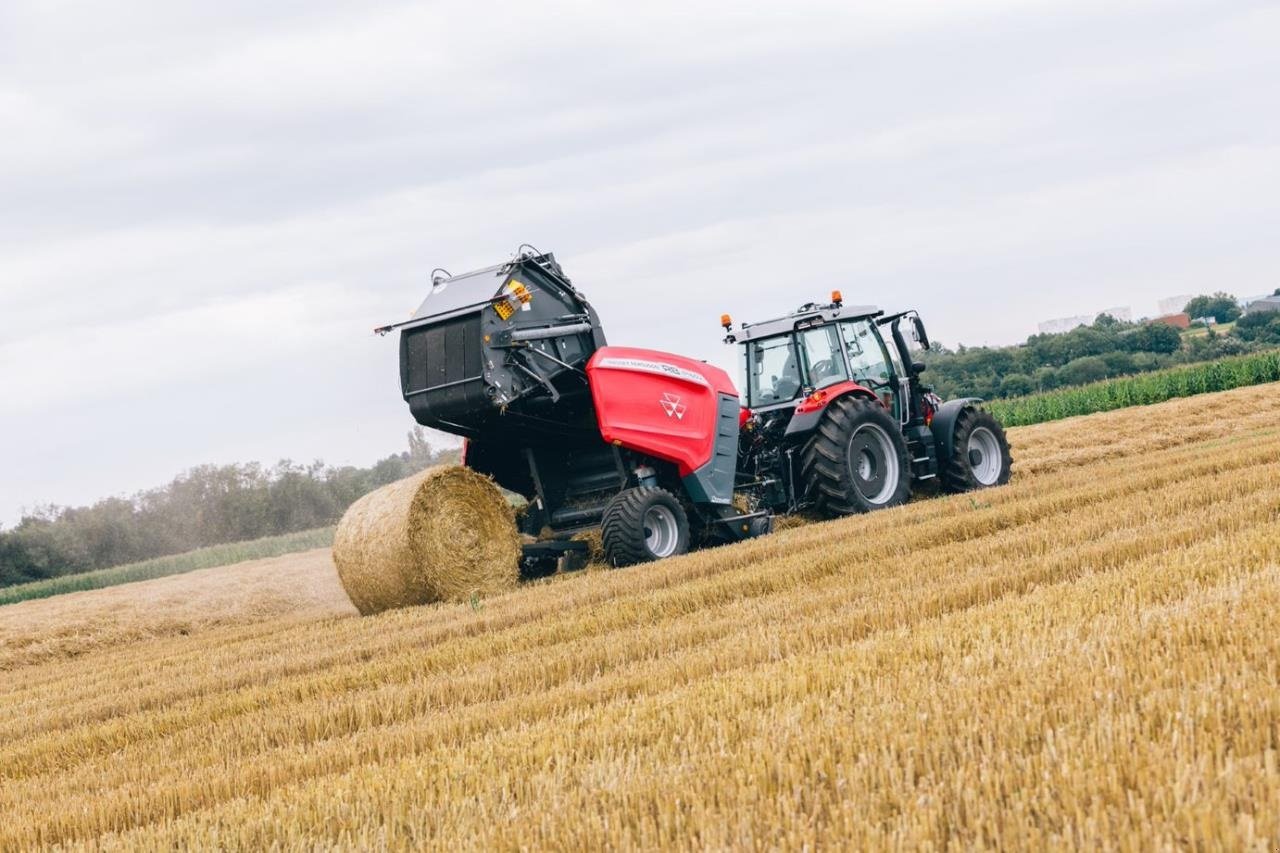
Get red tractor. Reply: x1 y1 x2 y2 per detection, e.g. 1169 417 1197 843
376 247 1012 571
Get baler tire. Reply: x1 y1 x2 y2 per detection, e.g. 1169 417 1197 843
801 396 912 515
941 407 1013 492
600 487 690 567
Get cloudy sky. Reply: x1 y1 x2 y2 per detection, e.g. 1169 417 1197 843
2 0 1278 525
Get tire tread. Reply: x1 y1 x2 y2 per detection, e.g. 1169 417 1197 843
600 486 690 567
939 407 1014 493
800 396 911 516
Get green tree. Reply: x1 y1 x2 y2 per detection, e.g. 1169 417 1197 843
999 373 1034 397
1183 293 1241 324
407 426 442 470
1058 356 1109 387
1123 324 1182 355
1233 311 1280 344
1100 351 1135 376
1033 366 1060 391
1129 352 1165 372
0 430 461 588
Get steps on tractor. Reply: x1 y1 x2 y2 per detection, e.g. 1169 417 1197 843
904 424 939 481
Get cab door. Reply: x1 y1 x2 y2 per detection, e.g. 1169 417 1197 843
839 320 903 421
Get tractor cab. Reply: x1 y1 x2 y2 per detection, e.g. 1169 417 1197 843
723 291 1008 519
726 292 933 429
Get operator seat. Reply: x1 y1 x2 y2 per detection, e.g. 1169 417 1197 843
773 353 801 402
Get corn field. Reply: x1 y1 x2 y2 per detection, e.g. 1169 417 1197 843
988 349 1280 426
1 383 1279 849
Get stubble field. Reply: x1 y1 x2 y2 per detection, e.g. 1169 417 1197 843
2 384 1279 849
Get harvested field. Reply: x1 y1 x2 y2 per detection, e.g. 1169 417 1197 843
1 382 1279 849
0 526 337 607
0 549 353 671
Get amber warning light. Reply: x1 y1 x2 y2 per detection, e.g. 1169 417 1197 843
831 290 843 306
720 313 733 330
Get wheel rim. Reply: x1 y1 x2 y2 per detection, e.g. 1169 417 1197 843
966 426 1003 486
643 505 680 558
848 422 900 505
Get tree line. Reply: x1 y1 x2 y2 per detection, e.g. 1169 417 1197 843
0 428 458 588
922 291 1280 401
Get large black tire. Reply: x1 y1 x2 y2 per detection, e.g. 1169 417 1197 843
801 396 912 515
941 407 1013 492
600 487 691 567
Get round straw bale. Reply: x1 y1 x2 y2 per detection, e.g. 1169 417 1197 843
332 466 520 615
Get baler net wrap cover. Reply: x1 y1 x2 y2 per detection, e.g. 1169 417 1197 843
332 466 520 615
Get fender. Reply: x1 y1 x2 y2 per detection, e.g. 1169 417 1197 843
930 397 983 464
783 381 880 438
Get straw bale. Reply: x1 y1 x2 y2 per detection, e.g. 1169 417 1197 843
333 466 520 615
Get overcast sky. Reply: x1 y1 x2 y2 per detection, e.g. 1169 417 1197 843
2 0 1278 525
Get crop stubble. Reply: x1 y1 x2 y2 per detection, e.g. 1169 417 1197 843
1 383 1279 850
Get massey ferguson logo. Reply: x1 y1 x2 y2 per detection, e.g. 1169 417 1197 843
660 393 687 420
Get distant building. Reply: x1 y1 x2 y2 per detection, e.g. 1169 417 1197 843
1096 306 1133 322
1152 313 1191 330
1037 315 1092 335
1037 306 1132 334
1191 316 1218 327
1158 295 1194 316
1246 295 1280 315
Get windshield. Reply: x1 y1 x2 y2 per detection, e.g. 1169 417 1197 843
746 336 802 406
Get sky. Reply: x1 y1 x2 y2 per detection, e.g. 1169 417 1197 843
2 0 1278 525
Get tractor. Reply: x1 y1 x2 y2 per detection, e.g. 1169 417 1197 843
375 247 1012 571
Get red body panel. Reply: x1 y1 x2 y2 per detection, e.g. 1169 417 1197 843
587 346 739 477
792 380 880 415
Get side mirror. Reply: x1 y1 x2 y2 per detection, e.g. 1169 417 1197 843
911 361 927 375
911 316 931 351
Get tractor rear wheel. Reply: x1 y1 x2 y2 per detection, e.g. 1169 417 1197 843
801 396 911 515
601 486 691 567
941 408 1013 492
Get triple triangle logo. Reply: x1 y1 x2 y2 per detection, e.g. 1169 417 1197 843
660 393 687 420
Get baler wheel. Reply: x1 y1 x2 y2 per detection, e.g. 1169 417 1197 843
601 487 691 567
941 408 1013 492
801 396 912 515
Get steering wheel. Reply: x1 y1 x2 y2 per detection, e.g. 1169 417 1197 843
810 359 836 382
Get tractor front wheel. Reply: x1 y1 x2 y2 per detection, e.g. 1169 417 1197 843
802 396 912 515
601 487 691 567
942 408 1013 492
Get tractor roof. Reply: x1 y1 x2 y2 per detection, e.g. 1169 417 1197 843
736 302 882 342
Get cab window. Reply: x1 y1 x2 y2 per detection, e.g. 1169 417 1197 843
840 320 893 388
746 336 802 406
799 326 850 390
